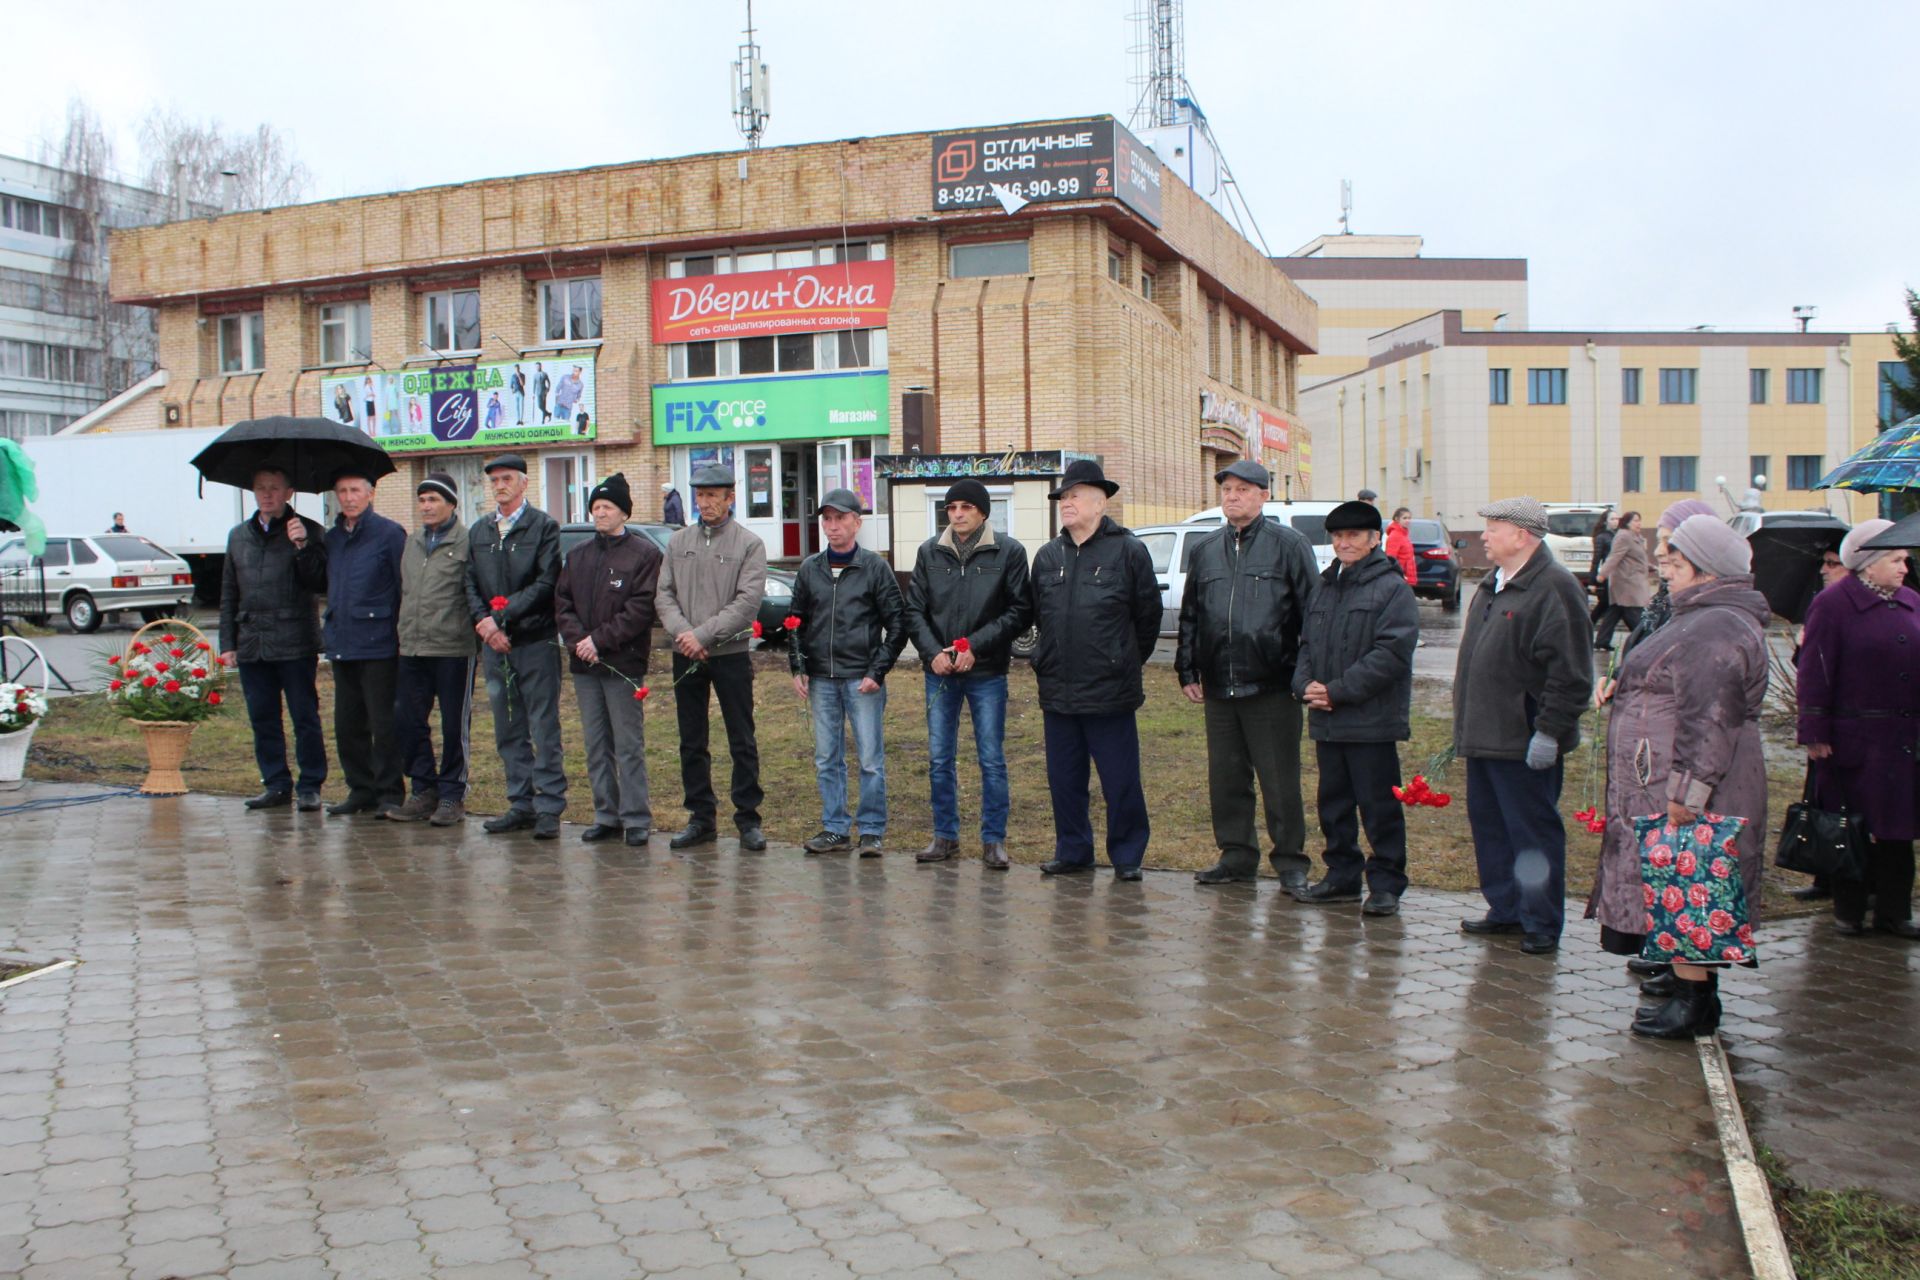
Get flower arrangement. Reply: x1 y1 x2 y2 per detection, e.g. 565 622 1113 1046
1392 774 1452 808
105 630 229 723
0 682 47 734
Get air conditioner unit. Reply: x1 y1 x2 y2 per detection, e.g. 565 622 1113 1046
1402 446 1423 480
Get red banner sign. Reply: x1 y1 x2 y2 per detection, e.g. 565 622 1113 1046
651 261 894 344
1260 410 1291 452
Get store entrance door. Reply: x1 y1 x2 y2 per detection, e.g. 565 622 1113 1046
780 445 816 560
738 446 781 558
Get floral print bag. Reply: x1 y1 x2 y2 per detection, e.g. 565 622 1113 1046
1632 812 1758 966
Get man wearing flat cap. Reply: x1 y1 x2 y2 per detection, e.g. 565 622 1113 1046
656 464 769 851
1029 459 1162 881
790 488 908 856
557 473 662 847
1454 495 1594 954
1292 499 1419 915
386 471 479 827
1176 458 1320 889
464 453 568 839
321 466 409 817
906 478 1031 869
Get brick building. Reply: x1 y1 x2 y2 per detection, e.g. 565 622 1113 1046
91 115 1315 561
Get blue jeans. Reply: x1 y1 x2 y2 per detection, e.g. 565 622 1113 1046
925 673 1010 843
810 677 888 837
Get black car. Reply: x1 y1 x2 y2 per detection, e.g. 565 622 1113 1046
1406 518 1463 610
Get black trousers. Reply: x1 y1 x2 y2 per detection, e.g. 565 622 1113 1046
1837 838 1915 926
332 657 402 807
1314 739 1409 895
673 651 763 830
1203 692 1308 877
394 655 476 802
237 656 327 794
1594 605 1643 650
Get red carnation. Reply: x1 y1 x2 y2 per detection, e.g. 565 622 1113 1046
208 692 221 706
783 615 801 631
191 667 207 679
161 634 176 644
154 662 169 673
132 642 150 655
751 620 764 638
163 679 181 693
108 654 121 665
141 676 157 688
196 641 211 652
952 637 972 653
169 648 184 658
109 679 123 691
1429 793 1452 808
489 596 510 612
633 686 650 701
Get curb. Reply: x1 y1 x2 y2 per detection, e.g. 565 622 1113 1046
1697 1032 1797 1280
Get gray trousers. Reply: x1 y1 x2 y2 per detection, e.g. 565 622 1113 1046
483 641 567 817
574 668 652 830
1204 690 1308 877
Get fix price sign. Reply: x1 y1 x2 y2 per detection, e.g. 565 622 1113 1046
931 118 1162 225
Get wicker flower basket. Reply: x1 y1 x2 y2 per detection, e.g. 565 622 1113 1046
136 721 196 796
111 619 226 798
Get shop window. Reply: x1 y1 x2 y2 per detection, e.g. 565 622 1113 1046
949 240 1029 278
1788 368 1823 404
1659 368 1697 404
735 250 775 273
821 329 886 370
424 288 481 353
1527 368 1567 405
318 301 371 365
1621 367 1642 405
775 248 813 270
1659 455 1698 491
675 255 721 278
218 312 265 374
738 336 776 375
1786 455 1824 489
1749 368 1769 405
826 240 885 263
777 332 815 372
539 277 602 343
1622 456 1643 493
1488 368 1510 405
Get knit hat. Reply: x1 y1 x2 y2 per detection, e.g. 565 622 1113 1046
1476 496 1549 537
1657 499 1715 532
1324 500 1383 533
1841 518 1897 572
417 471 458 502
944 479 992 514
1669 514 1752 578
587 472 633 516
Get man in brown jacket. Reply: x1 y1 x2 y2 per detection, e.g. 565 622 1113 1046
557 474 662 847
655 464 768 851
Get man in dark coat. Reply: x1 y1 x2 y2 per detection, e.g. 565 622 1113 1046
219 466 330 810
906 478 1031 869
1454 496 1595 954
1174 459 1319 889
320 468 409 817
557 474 662 847
464 453 567 839
1293 500 1419 915
1028 460 1161 881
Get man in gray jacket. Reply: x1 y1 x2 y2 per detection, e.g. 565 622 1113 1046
1292 501 1419 916
385 472 478 827
655 465 769 851
1454 496 1595 955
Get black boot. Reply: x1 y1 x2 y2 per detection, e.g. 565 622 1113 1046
1632 973 1719 1040
1638 971 1679 1000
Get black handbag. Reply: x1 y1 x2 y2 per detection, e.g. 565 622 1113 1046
1775 765 1871 882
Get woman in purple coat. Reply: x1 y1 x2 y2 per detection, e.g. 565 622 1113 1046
1797 519 1920 940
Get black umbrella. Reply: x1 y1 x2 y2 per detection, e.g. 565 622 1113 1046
1747 519 1848 623
1863 511 1920 550
190 416 396 494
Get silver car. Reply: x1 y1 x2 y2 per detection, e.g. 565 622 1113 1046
0 533 197 633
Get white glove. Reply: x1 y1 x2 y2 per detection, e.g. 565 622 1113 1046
1525 730 1559 771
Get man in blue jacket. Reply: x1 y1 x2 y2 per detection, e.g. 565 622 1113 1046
321 468 409 816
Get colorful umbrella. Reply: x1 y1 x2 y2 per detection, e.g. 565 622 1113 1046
1814 416 1920 493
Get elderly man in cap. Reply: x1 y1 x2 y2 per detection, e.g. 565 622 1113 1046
1454 496 1594 954
1175 459 1320 888
385 471 478 826
656 464 769 851
557 473 662 847
1293 499 1419 914
320 467 409 817
464 452 568 839
906 479 1031 869
1029 459 1162 880
790 488 908 856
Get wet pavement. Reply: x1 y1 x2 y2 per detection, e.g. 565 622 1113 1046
0 783 1751 1278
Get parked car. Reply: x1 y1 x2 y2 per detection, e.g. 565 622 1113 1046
1007 521 1212 660
756 568 797 645
1185 500 1343 572
1405 517 1464 610
0 533 196 633
1541 503 1612 585
1726 507 1848 538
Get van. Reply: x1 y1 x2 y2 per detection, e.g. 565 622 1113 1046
1184 500 1345 572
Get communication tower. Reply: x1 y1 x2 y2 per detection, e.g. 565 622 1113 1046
731 1 771 150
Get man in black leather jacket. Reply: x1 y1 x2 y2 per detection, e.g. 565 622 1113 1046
463 453 567 840
1175 459 1320 889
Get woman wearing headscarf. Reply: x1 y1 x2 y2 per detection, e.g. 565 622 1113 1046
1796 519 1920 941
1589 515 1772 1037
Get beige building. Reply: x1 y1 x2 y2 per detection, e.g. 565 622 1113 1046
89 116 1316 560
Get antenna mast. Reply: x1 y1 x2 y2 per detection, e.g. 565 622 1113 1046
1339 180 1353 235
731 1 771 150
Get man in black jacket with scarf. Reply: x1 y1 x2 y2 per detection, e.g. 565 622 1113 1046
1292 500 1419 915
1175 459 1321 889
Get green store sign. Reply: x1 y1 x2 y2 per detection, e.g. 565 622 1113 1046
652 372 890 445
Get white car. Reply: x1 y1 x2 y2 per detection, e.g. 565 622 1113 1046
1541 503 1612 584
0 533 197 633
1184 500 1345 572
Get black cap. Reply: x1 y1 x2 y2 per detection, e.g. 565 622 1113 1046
690 464 735 488
483 453 528 475
944 479 992 513
1213 458 1271 489
816 487 864 516
1325 500 1383 533
1048 458 1118 500
417 471 458 501
588 472 633 517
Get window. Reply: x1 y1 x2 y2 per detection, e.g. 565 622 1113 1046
667 239 886 278
669 329 886 381
1880 361 1917 424
0 339 93 385
217 312 265 373
931 486 1012 539
1622 456 1643 493
1749 368 1769 404
1527 368 1568 405
1621 368 1642 405
423 288 481 352
1659 455 1698 491
1787 368 1823 404
1140 270 1153 299
1786 455 1824 490
0 410 68 441
1107 250 1124 283
38 540 70 568
1659 368 1697 404
1749 456 1770 488
318 301 371 365
776 332 814 372
949 240 1029 278
820 329 886 370
737 336 776 375
539 277 602 343
1488 368 1510 405
1 195 69 239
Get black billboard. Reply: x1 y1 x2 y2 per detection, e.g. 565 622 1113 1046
931 118 1163 227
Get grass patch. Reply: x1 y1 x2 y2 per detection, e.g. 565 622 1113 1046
0 959 49 983
1760 1145 1920 1279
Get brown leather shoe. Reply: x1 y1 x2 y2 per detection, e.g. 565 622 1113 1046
917 837 960 864
383 792 439 823
982 842 1010 870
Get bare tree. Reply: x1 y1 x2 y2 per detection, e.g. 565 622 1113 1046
137 107 312 212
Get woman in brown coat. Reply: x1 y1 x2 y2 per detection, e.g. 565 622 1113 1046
1593 511 1653 652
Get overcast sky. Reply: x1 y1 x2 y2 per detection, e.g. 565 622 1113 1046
4 0 1915 334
